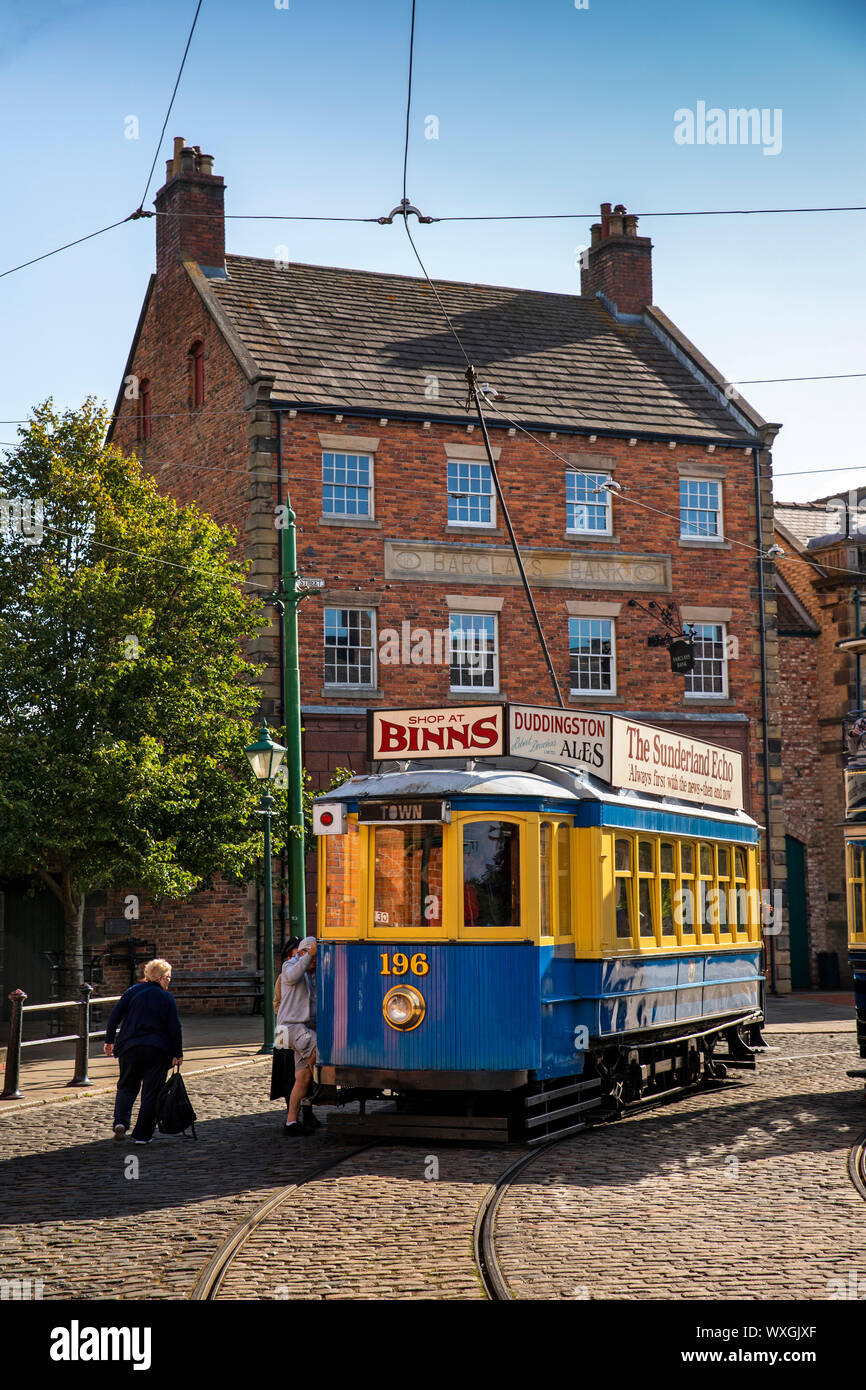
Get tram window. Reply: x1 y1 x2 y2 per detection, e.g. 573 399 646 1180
717 847 731 933
463 822 520 928
660 841 676 936
698 844 718 934
373 825 443 931
678 842 695 936
732 848 749 934
848 844 866 941
556 825 572 937
637 839 656 938
324 821 360 933
614 837 633 940
539 822 552 935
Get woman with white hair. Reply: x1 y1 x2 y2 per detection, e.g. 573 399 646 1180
104 958 183 1145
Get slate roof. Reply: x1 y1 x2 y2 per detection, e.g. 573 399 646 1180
775 499 849 547
204 257 757 443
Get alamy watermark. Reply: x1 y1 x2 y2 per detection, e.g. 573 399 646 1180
379 622 486 669
674 102 782 156
0 497 43 544
1 1276 44 1300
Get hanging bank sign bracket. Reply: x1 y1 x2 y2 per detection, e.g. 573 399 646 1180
368 703 744 812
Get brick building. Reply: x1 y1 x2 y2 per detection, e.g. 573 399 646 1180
774 495 866 985
98 137 790 997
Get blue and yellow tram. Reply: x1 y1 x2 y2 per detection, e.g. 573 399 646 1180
312 705 766 1141
843 837 866 1059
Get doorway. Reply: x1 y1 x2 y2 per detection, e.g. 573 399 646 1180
785 835 811 989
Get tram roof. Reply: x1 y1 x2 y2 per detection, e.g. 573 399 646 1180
318 758 761 833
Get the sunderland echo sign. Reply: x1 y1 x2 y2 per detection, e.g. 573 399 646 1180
369 705 505 760
508 704 611 780
610 717 744 810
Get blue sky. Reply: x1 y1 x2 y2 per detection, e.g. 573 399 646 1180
0 0 863 503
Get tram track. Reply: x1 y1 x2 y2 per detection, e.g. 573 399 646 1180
847 1131 866 1203
189 1145 376 1300
190 1075 771 1303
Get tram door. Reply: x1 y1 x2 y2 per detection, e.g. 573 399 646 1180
785 835 811 989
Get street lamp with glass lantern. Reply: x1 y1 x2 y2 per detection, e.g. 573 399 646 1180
245 719 286 1054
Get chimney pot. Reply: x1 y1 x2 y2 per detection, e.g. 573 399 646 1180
155 135 226 279
580 199 653 314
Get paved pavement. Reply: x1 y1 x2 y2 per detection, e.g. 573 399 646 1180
765 991 856 1031
1 1015 266 1108
0 997 863 1302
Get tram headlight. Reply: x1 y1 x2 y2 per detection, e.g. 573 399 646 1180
382 985 426 1032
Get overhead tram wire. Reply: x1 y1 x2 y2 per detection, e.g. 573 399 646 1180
396 3 562 708
136 0 206 213
0 216 145 281
1 358 862 434
35 522 274 593
435 204 866 222
467 386 866 589
2 203 865 283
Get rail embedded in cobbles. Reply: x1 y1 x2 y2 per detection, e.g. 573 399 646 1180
0 1034 862 1302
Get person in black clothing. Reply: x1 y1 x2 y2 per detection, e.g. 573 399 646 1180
104 958 183 1145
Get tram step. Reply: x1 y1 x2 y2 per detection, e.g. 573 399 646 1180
524 1096 602 1131
326 1111 511 1143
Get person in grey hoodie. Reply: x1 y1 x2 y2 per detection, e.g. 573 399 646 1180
276 936 317 1137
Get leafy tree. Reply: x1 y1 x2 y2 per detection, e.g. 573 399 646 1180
0 400 287 987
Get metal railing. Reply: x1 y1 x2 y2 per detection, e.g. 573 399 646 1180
1 984 121 1100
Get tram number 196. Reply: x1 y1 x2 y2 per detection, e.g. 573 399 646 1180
380 952 430 977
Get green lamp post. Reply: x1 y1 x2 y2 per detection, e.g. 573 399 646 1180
245 719 287 1055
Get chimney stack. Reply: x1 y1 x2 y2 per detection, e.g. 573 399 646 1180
154 137 226 280
580 202 652 315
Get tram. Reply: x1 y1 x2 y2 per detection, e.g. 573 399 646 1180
841 736 866 1063
312 703 767 1142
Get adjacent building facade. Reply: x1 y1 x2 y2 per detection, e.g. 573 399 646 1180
774 495 866 986
94 137 791 998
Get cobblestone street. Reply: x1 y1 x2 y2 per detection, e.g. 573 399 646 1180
1 1034 863 1301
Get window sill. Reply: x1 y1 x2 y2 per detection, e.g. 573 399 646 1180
678 537 731 549
319 515 383 529
564 533 618 544
321 687 383 698
683 695 733 703
448 689 500 699
445 524 503 537
568 691 622 702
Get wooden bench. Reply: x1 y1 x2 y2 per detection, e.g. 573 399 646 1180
170 971 264 1015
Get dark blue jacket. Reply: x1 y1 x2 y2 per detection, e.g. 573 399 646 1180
106 981 183 1059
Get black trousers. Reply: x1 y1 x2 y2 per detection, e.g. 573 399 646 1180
114 1045 171 1140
